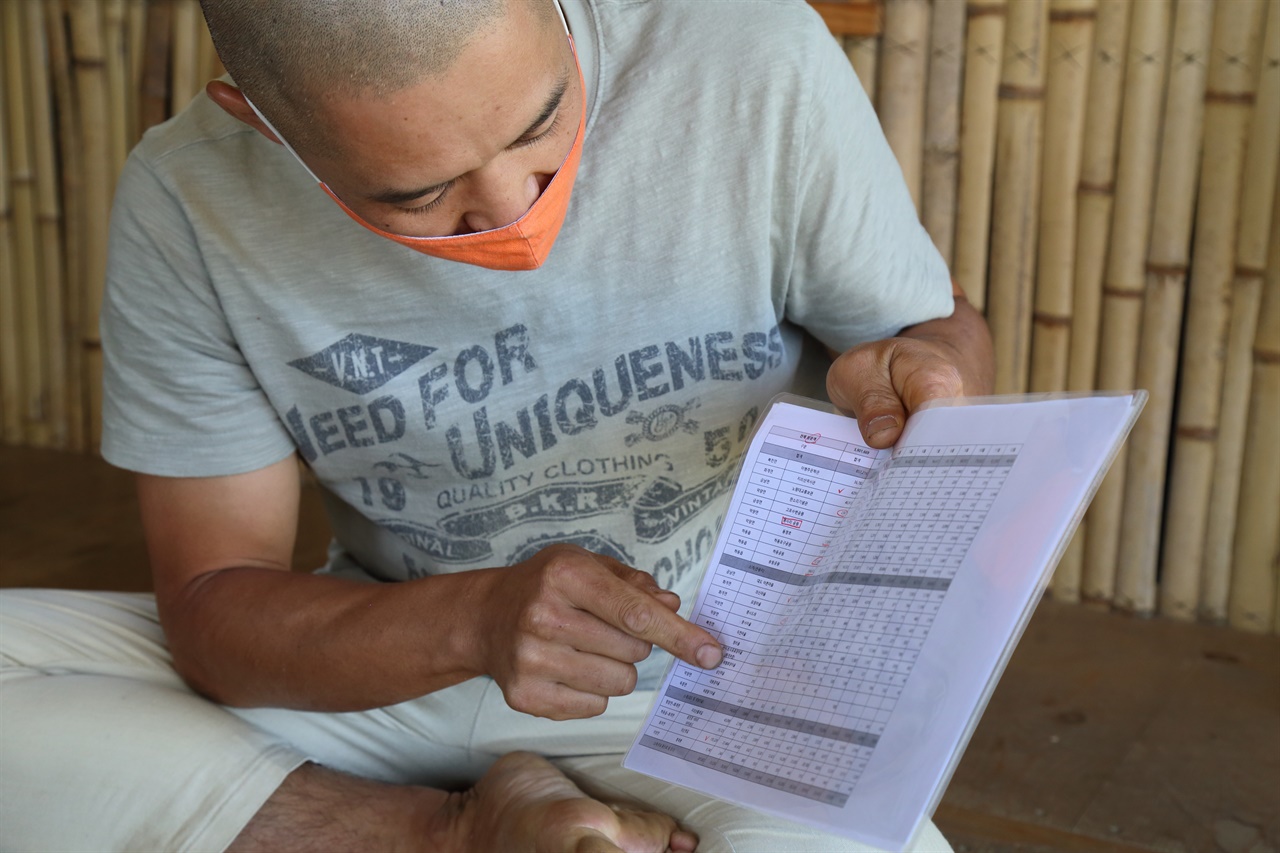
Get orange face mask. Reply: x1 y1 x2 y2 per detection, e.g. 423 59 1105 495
246 21 584 271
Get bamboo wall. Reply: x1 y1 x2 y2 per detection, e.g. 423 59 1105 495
1 0 1277 633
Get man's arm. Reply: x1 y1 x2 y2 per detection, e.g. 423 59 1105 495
825 281 995 448
139 457 721 717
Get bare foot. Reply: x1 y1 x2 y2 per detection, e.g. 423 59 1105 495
229 754 693 853
449 751 698 853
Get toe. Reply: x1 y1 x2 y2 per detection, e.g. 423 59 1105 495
611 807 695 853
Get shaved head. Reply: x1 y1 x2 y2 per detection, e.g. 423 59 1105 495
199 0 558 152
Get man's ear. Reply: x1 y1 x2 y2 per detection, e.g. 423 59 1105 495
206 80 282 144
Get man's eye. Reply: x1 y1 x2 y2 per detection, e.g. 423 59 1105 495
513 113 562 150
401 187 450 215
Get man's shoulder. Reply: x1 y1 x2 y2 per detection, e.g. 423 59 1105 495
121 87 311 218
582 0 842 142
597 0 821 24
593 0 828 49
133 89 257 169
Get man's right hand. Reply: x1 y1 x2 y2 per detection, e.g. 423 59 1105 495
471 543 723 720
140 456 721 714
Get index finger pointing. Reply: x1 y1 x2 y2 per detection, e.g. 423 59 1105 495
576 572 722 670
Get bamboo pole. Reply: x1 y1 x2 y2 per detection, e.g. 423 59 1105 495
196 6 223 84
0 11 21 446
1090 0 1179 615
127 0 147 144
1228 171 1280 634
1116 0 1216 615
1068 0 1131 402
1069 0 1131 602
987 0 1049 394
139 0 172 133
3 0 50 448
878 0 931 210
103 0 131 177
953 0 1006 311
1029 0 1095 395
68 0 113 449
1160 0 1267 621
1202 4 1280 623
922 0 965 265
45 0 87 452
843 35 879 102
25 0 70 450
169 0 201 114
1031 0 1095 602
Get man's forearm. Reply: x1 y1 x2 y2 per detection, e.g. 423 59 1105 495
163 565 492 711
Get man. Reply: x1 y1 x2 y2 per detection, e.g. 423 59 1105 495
0 0 993 850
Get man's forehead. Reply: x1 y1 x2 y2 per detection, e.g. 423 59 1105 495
215 0 569 157
305 8 575 191
338 9 566 127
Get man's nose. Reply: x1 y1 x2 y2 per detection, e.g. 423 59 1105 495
460 168 550 233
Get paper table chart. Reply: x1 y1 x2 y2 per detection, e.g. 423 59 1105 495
633 424 1018 807
624 392 1144 850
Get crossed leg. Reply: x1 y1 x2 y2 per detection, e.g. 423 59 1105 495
1 590 696 853
2 589 951 852
230 752 697 853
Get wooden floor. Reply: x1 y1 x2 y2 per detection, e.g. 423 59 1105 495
2 445 1277 852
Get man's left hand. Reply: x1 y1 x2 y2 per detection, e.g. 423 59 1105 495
824 281 995 448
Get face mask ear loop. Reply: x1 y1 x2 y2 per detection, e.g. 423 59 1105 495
552 0 570 35
242 92 325 185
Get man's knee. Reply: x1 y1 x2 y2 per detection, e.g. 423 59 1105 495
0 589 172 674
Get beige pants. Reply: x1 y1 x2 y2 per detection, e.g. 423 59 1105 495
0 589 952 852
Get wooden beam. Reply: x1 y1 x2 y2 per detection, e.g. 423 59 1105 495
808 1 883 37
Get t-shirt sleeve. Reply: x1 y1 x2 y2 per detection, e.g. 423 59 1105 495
100 150 297 477
783 19 955 351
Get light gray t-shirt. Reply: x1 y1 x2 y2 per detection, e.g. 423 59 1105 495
102 0 953 682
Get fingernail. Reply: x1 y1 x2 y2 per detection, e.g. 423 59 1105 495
866 415 899 438
696 644 722 668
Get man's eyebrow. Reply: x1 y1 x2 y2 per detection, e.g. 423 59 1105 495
367 74 571 207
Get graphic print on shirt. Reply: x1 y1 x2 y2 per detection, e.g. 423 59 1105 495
624 400 701 446
288 333 436 394
509 531 634 566
279 323 788 587
373 452 442 479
